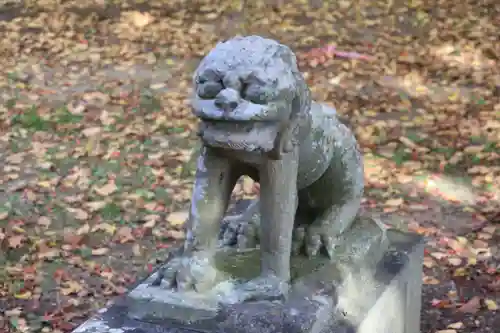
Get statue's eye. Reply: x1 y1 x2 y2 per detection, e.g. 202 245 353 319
197 69 219 85
197 76 207 84
243 85 268 104
197 81 223 99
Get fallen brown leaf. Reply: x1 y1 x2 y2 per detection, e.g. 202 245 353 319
85 201 107 212
8 235 25 248
82 126 102 137
423 275 440 285
63 233 84 247
482 225 496 234
476 232 492 240
384 198 404 207
447 322 464 329
92 222 116 235
126 11 155 28
38 247 60 260
447 257 462 266
143 218 157 229
95 182 118 196
92 247 110 256
4 308 22 316
115 226 135 243
132 243 142 256
67 207 90 220
60 280 83 296
166 229 185 240
6 153 25 164
430 252 448 260
457 296 481 314
472 239 489 248
37 216 51 227
423 256 436 268
77 224 90 235
166 211 189 226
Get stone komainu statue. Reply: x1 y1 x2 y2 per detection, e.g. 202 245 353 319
159 36 364 298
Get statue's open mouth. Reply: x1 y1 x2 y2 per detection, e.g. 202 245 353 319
192 98 286 154
192 99 284 122
198 120 281 154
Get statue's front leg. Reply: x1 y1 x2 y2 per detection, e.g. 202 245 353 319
160 147 238 292
238 146 299 301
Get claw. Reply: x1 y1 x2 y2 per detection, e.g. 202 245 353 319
306 233 321 257
237 234 252 249
222 227 237 246
218 206 261 249
176 267 194 291
305 224 323 257
176 278 193 291
153 254 218 292
322 235 336 259
292 227 305 255
241 222 258 247
156 257 181 288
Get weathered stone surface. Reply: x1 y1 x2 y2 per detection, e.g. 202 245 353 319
72 228 423 333
161 35 366 296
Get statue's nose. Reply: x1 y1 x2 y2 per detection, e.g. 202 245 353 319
214 88 240 112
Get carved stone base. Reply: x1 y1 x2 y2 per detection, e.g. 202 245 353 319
72 228 423 333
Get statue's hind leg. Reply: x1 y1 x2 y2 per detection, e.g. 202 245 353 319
219 199 261 249
297 138 365 259
302 197 363 258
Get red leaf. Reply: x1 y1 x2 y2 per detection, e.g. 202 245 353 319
431 298 452 308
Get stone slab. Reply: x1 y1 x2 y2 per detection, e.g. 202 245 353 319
73 229 423 333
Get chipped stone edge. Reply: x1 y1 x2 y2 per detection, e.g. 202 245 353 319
72 308 132 333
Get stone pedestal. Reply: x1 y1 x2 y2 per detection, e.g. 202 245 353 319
73 227 423 333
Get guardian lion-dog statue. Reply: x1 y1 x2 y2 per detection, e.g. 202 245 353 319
158 36 364 300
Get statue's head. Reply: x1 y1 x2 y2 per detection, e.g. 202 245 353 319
191 36 312 159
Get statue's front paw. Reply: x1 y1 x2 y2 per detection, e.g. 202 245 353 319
157 254 219 292
238 275 289 302
219 215 260 249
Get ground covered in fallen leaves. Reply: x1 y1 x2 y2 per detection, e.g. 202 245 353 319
0 0 499 332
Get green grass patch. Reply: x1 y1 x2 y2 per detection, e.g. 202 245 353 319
11 105 51 131
140 89 162 112
431 147 455 158
391 147 412 166
100 203 122 220
54 106 84 124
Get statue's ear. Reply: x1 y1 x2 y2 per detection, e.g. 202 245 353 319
267 91 312 160
266 66 312 160
267 120 291 160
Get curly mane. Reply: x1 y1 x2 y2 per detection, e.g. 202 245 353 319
195 36 313 147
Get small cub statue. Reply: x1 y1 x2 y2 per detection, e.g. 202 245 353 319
158 36 364 299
